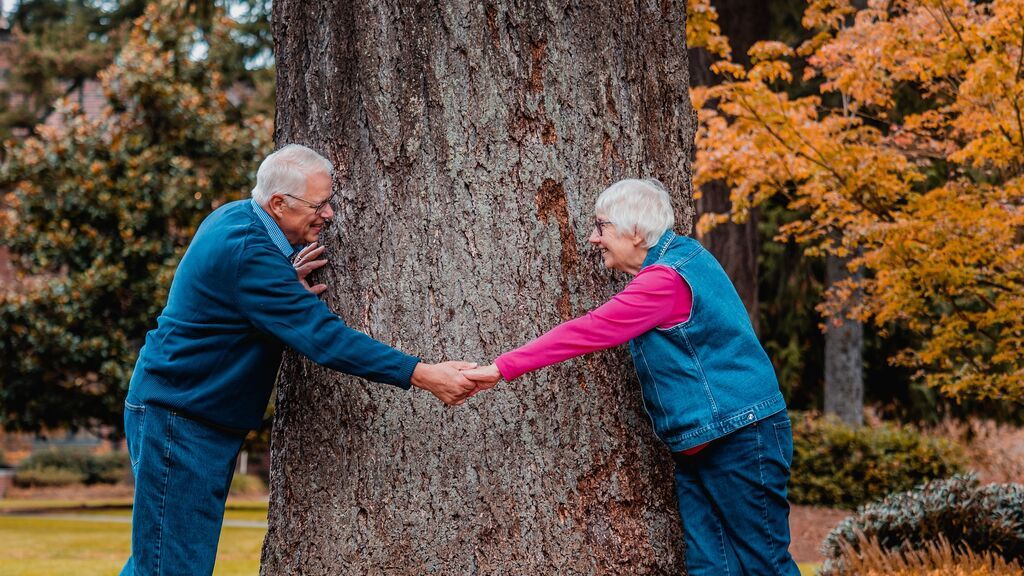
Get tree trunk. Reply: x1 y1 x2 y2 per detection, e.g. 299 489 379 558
262 1 694 574
823 0 866 427
824 254 864 427
690 0 769 333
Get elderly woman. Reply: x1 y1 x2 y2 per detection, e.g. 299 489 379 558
464 178 799 575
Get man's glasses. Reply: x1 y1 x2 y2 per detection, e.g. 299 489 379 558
594 219 613 236
283 192 337 215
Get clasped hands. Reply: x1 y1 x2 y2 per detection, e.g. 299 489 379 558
410 362 501 406
295 243 502 406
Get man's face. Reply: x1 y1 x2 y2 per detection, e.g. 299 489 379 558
270 171 335 245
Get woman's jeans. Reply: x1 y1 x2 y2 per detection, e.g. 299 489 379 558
673 409 800 576
119 401 245 576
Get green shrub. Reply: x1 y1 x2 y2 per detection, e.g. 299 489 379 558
820 475 1024 576
93 452 131 484
14 465 86 487
230 473 266 496
790 411 965 508
15 448 130 486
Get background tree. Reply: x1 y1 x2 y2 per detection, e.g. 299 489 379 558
689 0 865 425
820 0 866 430
824 249 863 425
689 0 834 411
262 1 694 573
0 0 145 140
0 0 272 433
691 0 1024 405
0 0 274 141
688 0 769 332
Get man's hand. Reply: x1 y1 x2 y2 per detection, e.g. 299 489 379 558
462 363 503 397
411 361 478 406
293 242 328 296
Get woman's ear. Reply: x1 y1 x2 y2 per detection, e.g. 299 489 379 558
631 230 646 247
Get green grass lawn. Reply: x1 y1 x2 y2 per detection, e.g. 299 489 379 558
0 499 821 575
0 498 267 575
0 498 268 522
0 498 134 513
0 515 264 576
69 506 267 523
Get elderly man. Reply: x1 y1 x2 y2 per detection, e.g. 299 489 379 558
120 144 475 575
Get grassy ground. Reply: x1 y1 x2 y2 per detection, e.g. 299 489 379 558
0 499 821 575
48 505 267 523
0 498 266 576
0 498 134 513
0 515 264 576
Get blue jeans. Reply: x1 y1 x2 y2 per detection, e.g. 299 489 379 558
120 401 245 576
673 409 800 576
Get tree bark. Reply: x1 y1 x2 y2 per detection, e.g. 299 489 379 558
262 1 694 574
690 0 769 333
823 0 867 427
824 254 864 427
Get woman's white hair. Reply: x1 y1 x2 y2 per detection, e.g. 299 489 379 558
595 178 675 247
251 144 334 205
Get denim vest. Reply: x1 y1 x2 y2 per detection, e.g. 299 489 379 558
629 231 785 451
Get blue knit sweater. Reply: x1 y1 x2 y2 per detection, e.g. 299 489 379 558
126 199 420 430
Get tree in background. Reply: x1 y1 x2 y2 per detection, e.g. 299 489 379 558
691 0 834 412
0 0 272 433
688 0 770 332
0 0 146 140
691 0 1024 404
0 0 273 140
690 0 865 424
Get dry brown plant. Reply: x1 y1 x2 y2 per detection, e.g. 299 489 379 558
828 531 1024 576
928 418 1024 485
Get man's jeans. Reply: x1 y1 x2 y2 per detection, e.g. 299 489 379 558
673 409 801 576
120 401 245 576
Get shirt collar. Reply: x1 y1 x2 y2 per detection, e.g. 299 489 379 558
250 198 298 258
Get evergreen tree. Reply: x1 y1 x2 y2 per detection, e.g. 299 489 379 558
0 1 272 433
0 0 273 141
0 1 146 140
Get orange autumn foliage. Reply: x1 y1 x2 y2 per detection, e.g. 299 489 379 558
688 0 1024 402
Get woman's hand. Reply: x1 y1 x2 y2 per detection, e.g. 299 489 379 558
461 363 503 397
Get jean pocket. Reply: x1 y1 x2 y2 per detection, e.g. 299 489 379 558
772 420 794 470
124 401 147 471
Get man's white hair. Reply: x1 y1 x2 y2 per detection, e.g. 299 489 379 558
595 178 675 247
251 144 334 205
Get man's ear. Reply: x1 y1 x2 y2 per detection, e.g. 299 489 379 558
267 195 287 218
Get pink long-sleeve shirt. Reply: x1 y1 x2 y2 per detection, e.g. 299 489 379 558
495 265 708 455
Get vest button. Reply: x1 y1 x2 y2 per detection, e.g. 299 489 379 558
748 414 754 421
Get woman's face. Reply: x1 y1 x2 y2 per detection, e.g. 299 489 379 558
588 212 648 275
